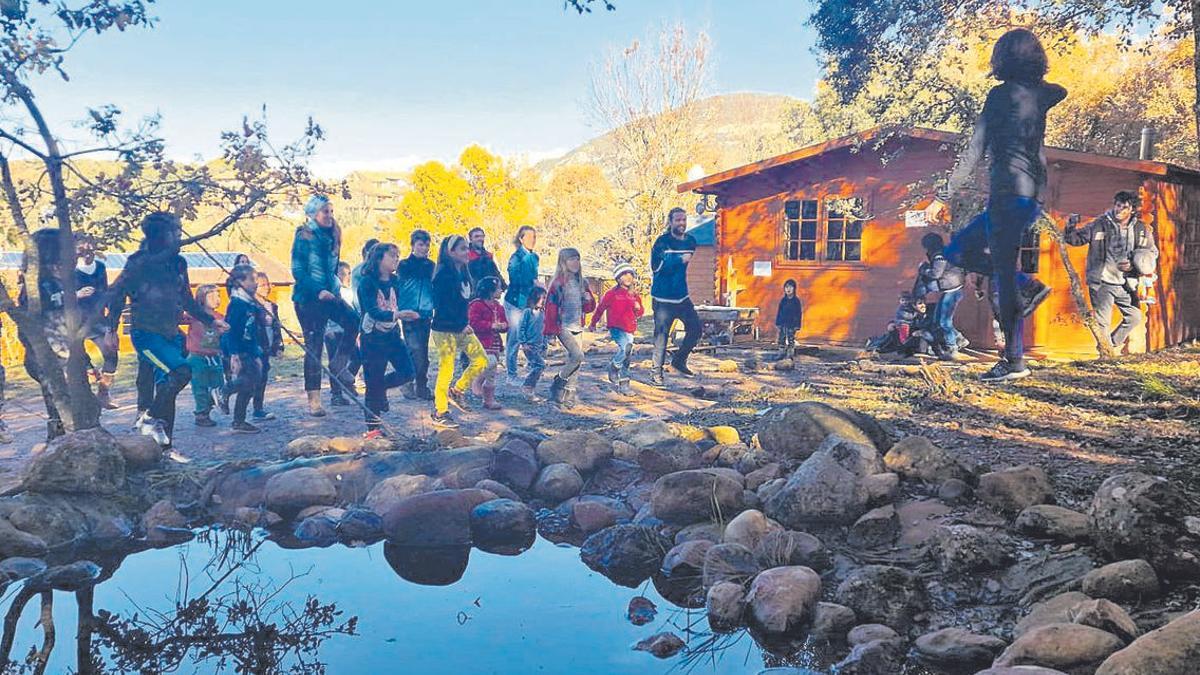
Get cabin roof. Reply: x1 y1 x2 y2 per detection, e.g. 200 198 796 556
677 126 1200 195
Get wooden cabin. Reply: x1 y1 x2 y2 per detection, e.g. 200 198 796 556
686 216 717 305
677 127 1200 357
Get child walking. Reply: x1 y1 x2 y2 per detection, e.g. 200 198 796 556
430 235 489 428
186 284 226 427
220 264 265 434
357 243 417 437
515 287 548 401
467 277 508 410
544 248 595 409
252 271 282 420
588 263 643 395
775 279 803 358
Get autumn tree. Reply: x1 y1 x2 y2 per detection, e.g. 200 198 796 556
541 163 622 265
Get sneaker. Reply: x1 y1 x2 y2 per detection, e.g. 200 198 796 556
980 360 1031 383
330 394 351 407
430 412 459 428
649 370 666 388
252 409 276 421
670 361 696 378
447 387 471 412
1020 280 1052 317
483 401 502 411
363 429 385 440
232 420 261 434
521 386 542 403
132 410 148 432
217 388 231 416
167 450 192 464
194 412 216 427
618 380 634 396
607 362 620 385
506 374 523 388
140 417 171 446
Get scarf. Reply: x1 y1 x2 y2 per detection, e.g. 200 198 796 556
76 259 97 275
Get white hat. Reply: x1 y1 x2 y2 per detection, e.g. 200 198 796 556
612 263 636 281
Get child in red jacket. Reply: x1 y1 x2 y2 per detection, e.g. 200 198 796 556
467 277 508 410
588 263 644 394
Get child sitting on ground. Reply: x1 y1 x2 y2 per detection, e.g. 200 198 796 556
467 277 508 410
220 264 266 434
588 263 644 395
186 284 226 427
516 287 547 402
775 279 803 358
866 293 917 354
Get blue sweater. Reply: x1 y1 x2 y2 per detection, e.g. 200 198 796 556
650 232 697 303
505 247 540 307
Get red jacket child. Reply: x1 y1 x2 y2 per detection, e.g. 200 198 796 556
588 285 644 334
185 310 225 357
543 276 597 336
468 298 508 353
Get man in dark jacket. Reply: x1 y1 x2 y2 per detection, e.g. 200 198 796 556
649 207 702 387
397 229 436 400
466 227 506 293
1065 190 1159 352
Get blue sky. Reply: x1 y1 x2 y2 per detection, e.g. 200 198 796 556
31 0 820 176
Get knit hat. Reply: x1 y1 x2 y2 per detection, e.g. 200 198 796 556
612 263 636 281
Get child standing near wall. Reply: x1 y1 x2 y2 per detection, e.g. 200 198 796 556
220 264 265 434
357 242 416 437
516 287 547 402
186 284 226 427
775 279 803 358
588 263 643 395
467 277 508 410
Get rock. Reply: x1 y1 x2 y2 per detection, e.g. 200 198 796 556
757 478 786 504
296 505 344 521
707 426 741 445
722 509 782 551
0 557 47 583
572 496 633 535
492 439 539 491
1095 609 1200 675
834 637 905 675
0 520 48 558
715 443 752 468
1015 592 1094 638
469 499 536 554
141 499 188 544
293 515 339 547
702 543 760 589
1087 472 1200 579
22 428 125 495
674 522 724 545
757 401 883 459
383 542 470 586
264 468 337 515
612 440 639 462
327 436 364 454
863 473 900 506
773 358 795 371
113 433 161 470
744 566 822 635
754 530 831 571
285 435 332 458
938 478 973 504
848 624 900 646
883 436 974 483
381 488 497 547
533 463 583 502
1069 599 1140 644
435 428 473 448
536 431 612 473
1017 505 1090 542
811 602 857 641
913 627 1007 668
30 560 102 591
650 470 745 525
662 540 712 582
706 581 746 631
627 596 657 626
835 565 928 630
335 508 384 544
715 359 739 373
583 458 642 494
364 474 436 514
475 479 519 501
637 438 704 476
848 504 899 549
1000 551 1098 608
931 524 1016 574
497 426 547 450
580 524 672 588
734 450 771 475
745 463 782 491
633 632 685 659
976 668 1069 675
1081 560 1160 602
977 465 1054 514
993 623 1122 673
612 419 678 448
763 436 881 526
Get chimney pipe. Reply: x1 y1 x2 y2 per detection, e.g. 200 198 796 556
1140 126 1155 161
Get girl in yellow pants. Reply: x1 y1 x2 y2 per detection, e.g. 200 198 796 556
431 330 488 420
428 234 489 428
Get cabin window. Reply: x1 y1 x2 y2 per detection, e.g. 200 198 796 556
1184 195 1200 270
783 199 818 261
825 198 864 262
1019 230 1040 274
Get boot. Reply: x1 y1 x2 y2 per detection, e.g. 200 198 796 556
607 361 620 385
559 385 577 410
95 371 118 410
307 390 327 417
618 378 633 396
549 376 567 404
649 369 665 388
482 383 500 410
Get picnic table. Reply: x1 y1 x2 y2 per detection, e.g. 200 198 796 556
671 304 760 352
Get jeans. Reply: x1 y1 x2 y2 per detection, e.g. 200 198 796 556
935 288 964 353
294 298 358 393
223 352 262 424
503 301 524 378
402 318 432 394
361 330 415 431
187 354 224 415
136 357 155 412
944 197 1040 366
557 329 586 387
652 298 702 370
610 329 634 380
131 329 191 438
1088 283 1142 350
325 328 361 397
253 354 271 413
431 330 488 415
522 344 546 389
777 327 797 349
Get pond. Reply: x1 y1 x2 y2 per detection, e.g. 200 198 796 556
0 529 831 674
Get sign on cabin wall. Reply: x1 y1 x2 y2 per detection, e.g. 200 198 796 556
905 211 929 228
753 260 772 277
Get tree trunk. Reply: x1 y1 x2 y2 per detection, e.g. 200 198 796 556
1034 216 1117 359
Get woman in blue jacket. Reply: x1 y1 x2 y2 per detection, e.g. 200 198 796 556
503 225 539 383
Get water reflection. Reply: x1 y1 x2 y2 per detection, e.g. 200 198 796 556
383 543 471 586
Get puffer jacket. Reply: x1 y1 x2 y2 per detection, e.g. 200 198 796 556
505 246 539 308
396 255 435 319
1065 211 1158 286
290 221 341 304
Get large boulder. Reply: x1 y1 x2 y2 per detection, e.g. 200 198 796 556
810 602 857 641
335 508 384 544
883 436 974 483
701 543 760 589
650 470 745 526
22 428 126 495
381 488 497 547
1087 472 1200 579
706 581 746 631
30 560 102 592
847 504 899 549
1016 505 1091 542
977 465 1054 514
1014 592 1093 638
637 438 704 477
993 623 1122 674
474 479 519 502
1095 610 1200 675
835 565 928 630
571 496 634 535
757 401 887 459
536 431 612 473
611 419 677 448
744 566 822 635
931 524 1016 574
533 463 583 502
834 637 906 675
658 540 711 608
469 499 536 554
491 439 539 491
293 514 339 547
579 524 672 588
763 436 881 526
1069 599 1140 644
141 499 189 545
0 519 48 558
113 433 161 471
364 474 436 515
285 435 332 458
914 628 1007 669
754 529 830 571
1081 560 1160 602
722 509 782 551
264 468 337 515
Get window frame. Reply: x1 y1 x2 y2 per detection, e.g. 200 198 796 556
778 194 868 268
1182 194 1200 271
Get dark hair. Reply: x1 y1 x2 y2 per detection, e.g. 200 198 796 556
783 279 796 290
140 211 182 251
365 242 400 280
990 29 1048 82
411 229 431 245
513 225 536 249
361 238 380 261
526 286 547 309
1113 191 1140 209
25 228 61 273
921 232 945 253
433 235 467 283
666 207 687 223
234 253 252 267
475 276 499 300
468 227 485 239
228 263 256 290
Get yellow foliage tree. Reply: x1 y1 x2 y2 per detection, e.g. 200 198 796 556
391 160 480 252
541 164 623 267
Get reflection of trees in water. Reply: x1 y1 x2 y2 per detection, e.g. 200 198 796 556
0 529 358 674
